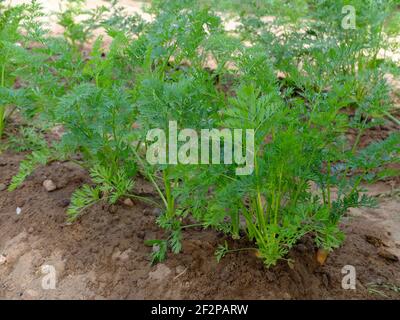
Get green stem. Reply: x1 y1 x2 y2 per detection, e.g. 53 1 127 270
352 116 369 154
292 179 305 207
0 106 5 139
327 159 331 209
181 223 203 230
125 193 162 208
1 64 4 87
383 111 400 126
254 155 266 232
0 64 5 138
343 116 369 179
274 168 283 225
321 187 326 205
132 147 168 207
226 247 258 254
349 172 365 196
163 168 175 219
95 73 99 88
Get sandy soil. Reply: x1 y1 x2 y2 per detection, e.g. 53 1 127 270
0 142 400 299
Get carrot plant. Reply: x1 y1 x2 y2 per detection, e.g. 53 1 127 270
57 0 106 50
58 33 143 220
6 2 142 215
0 0 45 138
132 0 400 265
4 0 399 268
130 0 226 262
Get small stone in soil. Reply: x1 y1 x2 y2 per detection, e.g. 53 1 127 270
152 208 162 216
16 207 22 215
119 250 131 261
0 183 6 191
0 254 7 265
123 198 134 207
43 179 57 192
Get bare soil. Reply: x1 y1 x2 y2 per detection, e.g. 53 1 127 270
1 147 400 300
